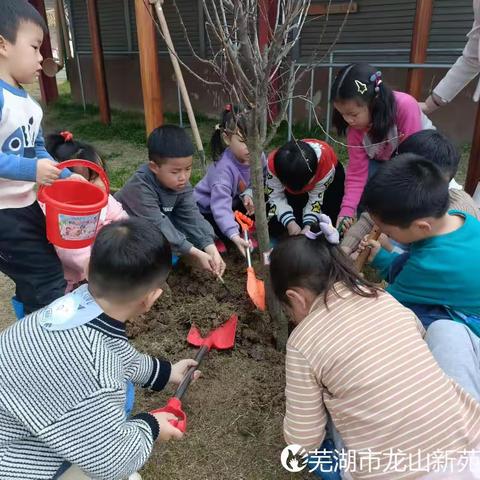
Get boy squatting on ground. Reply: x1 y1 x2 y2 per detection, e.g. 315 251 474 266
360 155 480 403
115 125 225 277
0 218 200 480
0 0 86 314
341 130 480 255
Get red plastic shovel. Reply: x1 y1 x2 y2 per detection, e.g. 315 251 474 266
151 314 238 432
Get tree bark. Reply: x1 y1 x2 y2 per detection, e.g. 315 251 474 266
247 91 289 351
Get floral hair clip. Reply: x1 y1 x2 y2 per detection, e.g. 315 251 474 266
369 71 383 93
304 214 340 245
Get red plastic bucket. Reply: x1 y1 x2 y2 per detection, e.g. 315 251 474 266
38 159 109 249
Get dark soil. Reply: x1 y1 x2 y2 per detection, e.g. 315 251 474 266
127 253 309 480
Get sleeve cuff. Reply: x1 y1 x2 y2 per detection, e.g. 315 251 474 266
339 206 356 218
144 359 172 391
303 213 319 226
225 226 240 239
176 239 193 256
279 212 296 227
132 413 159 441
59 168 72 179
18 158 38 182
371 248 398 270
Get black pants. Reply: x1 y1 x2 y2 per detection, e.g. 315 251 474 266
0 202 66 313
268 162 345 237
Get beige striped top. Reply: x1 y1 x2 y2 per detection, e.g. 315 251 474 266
284 284 480 479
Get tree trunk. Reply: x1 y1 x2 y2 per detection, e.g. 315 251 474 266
247 96 289 351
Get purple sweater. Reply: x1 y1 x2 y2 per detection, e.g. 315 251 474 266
194 148 252 239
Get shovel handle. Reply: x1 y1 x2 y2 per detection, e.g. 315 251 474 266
150 397 187 433
174 344 209 400
355 225 381 271
243 229 252 268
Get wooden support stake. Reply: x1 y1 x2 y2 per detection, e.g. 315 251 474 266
152 0 205 169
406 0 433 100
29 0 58 104
465 102 480 196
86 0 111 124
135 0 164 135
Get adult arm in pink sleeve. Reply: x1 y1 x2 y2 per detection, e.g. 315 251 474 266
339 128 369 218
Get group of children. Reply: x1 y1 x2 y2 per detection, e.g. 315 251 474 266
1 1 480 479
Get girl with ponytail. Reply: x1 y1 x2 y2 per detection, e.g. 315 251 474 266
331 63 434 234
194 105 266 256
270 214 480 478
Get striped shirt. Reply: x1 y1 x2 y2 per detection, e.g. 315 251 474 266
284 284 480 479
0 311 171 479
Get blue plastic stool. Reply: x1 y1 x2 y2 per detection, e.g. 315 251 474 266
11 296 25 320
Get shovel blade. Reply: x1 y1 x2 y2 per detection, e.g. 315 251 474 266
246 267 266 311
187 314 238 350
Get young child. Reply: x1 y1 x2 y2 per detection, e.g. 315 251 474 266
45 131 128 291
269 218 480 478
194 106 259 256
341 130 480 254
0 0 78 314
331 63 433 233
0 218 199 479
266 138 344 236
116 125 225 276
361 155 480 401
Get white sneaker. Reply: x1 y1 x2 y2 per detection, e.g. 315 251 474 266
128 474 142 480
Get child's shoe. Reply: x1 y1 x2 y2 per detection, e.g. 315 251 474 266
214 239 227 253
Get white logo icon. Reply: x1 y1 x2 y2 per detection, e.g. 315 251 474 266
281 444 308 472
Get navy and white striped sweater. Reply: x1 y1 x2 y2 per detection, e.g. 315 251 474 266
0 311 171 479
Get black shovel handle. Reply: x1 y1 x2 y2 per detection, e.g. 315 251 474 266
174 344 209 400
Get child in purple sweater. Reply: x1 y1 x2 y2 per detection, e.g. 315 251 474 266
331 63 434 235
195 106 265 256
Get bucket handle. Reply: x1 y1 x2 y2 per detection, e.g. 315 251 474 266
38 159 110 203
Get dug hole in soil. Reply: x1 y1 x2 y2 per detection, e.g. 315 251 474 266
128 252 309 479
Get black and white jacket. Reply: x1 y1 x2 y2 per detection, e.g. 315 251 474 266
0 311 171 479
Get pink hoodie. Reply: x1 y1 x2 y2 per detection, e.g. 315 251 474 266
339 91 434 218
55 194 128 291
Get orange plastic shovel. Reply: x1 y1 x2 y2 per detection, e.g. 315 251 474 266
234 211 266 311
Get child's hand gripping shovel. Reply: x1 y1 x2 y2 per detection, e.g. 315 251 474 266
151 314 238 432
234 211 266 311
355 225 381 271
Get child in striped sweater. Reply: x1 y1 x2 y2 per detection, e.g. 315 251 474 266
0 218 199 480
270 217 480 479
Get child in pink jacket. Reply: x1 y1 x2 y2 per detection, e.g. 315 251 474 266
330 63 434 234
46 132 128 291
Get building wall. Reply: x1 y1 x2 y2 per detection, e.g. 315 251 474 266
66 0 478 143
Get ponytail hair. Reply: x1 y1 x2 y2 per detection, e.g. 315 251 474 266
45 131 106 181
210 104 249 162
270 227 378 306
331 63 396 144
